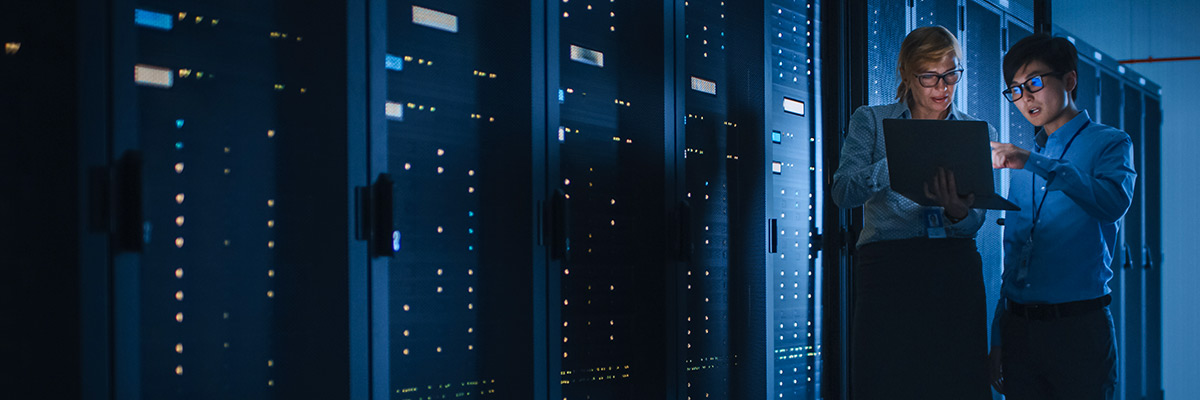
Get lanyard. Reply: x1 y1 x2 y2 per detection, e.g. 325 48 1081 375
1029 120 1090 237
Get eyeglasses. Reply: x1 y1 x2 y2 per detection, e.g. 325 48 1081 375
914 69 964 88
1003 72 1066 102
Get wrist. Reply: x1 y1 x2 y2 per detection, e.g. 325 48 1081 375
944 209 967 224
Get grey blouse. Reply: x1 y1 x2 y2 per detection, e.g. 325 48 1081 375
831 101 998 247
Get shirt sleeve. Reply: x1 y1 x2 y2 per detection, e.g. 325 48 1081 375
947 207 987 236
1023 133 1136 223
831 106 889 208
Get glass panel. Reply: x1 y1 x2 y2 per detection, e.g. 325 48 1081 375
915 0 959 30
132 2 292 396
556 1 670 398
1074 60 1099 121
1122 83 1146 399
384 1 534 398
769 1 822 398
964 0 1004 347
1100 73 1122 127
683 1 734 398
867 0 907 106
1006 24 1038 152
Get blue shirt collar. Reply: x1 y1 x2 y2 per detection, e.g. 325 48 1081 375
899 101 959 120
1036 109 1091 148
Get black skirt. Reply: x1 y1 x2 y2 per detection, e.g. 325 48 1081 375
850 237 991 400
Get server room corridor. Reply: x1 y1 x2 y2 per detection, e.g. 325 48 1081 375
4 0 1194 399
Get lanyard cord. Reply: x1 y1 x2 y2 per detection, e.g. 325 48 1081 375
1030 120 1090 238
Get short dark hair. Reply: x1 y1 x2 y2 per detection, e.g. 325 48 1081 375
1003 33 1078 99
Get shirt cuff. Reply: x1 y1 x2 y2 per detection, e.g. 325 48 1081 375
1023 151 1055 180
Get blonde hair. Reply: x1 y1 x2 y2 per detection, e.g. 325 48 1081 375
895 26 963 102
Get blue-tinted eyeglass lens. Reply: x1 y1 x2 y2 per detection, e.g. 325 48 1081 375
1031 76 1044 88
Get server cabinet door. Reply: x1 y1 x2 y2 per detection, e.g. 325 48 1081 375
1005 22 1036 169
115 1 354 398
866 0 908 108
1142 94 1164 400
1075 60 1099 122
915 0 959 31
1096 71 1126 400
1122 82 1146 400
766 2 824 399
3 3 87 398
964 1 1005 353
681 1 737 399
551 1 673 398
380 2 537 399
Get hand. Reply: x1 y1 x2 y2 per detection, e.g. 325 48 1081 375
988 346 1005 394
991 141 1031 169
923 167 974 220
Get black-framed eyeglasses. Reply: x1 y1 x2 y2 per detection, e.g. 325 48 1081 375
914 68 964 87
1003 72 1067 102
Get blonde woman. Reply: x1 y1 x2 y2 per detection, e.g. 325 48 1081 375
832 26 994 399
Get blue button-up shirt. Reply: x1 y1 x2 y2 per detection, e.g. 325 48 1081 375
832 102 997 247
990 110 1136 347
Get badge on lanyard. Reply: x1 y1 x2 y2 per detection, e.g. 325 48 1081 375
924 208 947 238
1015 237 1033 284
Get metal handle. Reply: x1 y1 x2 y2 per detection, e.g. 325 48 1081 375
549 189 569 260
113 150 144 253
370 173 398 257
677 200 692 262
1123 242 1134 270
769 219 779 254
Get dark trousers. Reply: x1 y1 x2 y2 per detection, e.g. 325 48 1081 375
1001 307 1118 400
850 238 990 400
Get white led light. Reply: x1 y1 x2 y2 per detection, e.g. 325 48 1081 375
412 6 458 33
690 76 717 95
569 44 605 67
782 97 805 116
135 64 173 88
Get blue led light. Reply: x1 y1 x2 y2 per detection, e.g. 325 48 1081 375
468 245 474 251
134 9 173 31
392 230 401 251
175 119 184 129
468 228 474 234
772 131 782 143
468 211 475 217
385 54 404 71
558 89 565 103
175 142 183 150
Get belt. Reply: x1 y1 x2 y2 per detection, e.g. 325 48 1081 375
1005 294 1111 320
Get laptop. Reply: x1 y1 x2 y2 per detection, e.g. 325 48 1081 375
882 118 1020 211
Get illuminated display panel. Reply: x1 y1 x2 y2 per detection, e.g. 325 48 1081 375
690 76 717 95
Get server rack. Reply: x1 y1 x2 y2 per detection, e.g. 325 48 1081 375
6 1 1165 400
1056 27 1165 400
370 1 827 399
57 0 370 398
375 2 539 399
